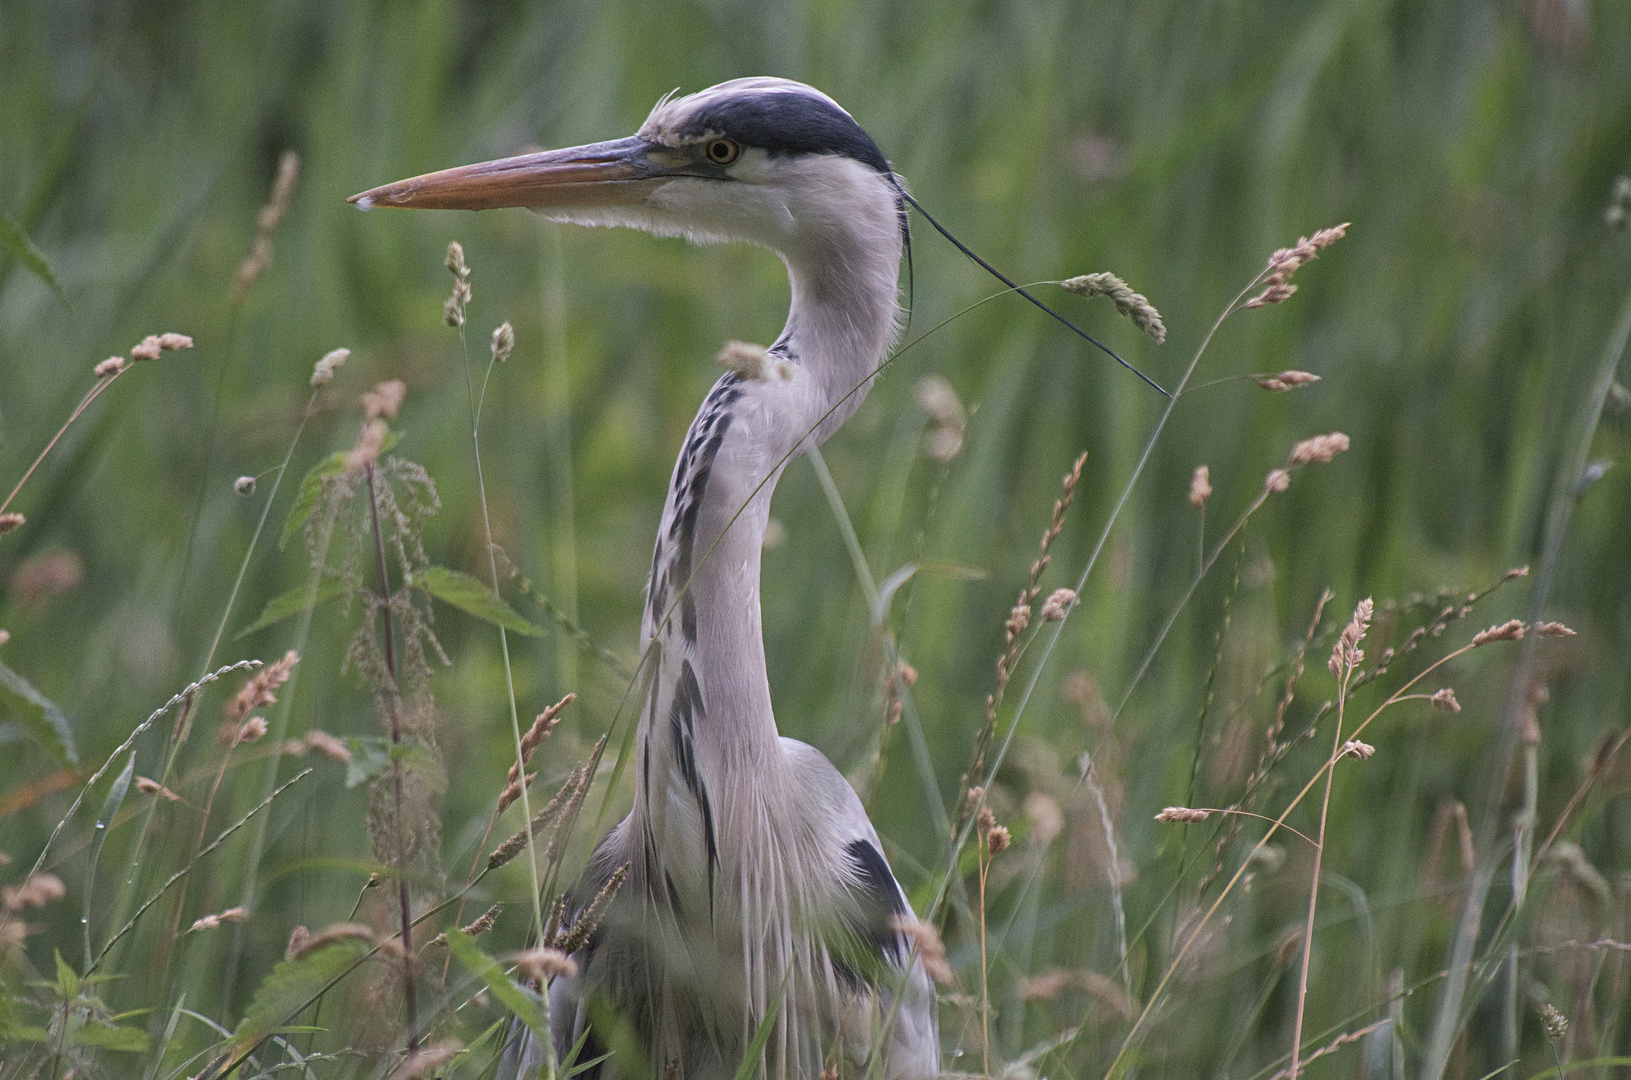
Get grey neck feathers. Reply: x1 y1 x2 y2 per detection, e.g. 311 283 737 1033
638 203 902 786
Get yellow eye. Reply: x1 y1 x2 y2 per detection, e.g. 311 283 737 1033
705 138 740 165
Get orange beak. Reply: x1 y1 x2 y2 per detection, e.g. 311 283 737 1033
349 137 664 212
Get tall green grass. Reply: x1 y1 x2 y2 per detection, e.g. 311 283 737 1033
2 0 1630 1076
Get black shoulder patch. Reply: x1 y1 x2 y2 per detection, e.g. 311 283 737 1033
845 838 907 964
680 92 890 175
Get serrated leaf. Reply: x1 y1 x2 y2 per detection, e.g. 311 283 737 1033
0 658 77 764
444 929 546 1037
414 566 544 636
344 736 392 789
234 936 370 1052
0 210 65 301
236 577 345 638
279 450 348 550
72 1023 151 1052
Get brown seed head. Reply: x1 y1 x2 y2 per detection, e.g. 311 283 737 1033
1188 465 1212 509
346 418 388 474
446 241 470 280
1060 272 1166 343
0 513 24 535
717 340 789 381
310 347 350 387
889 915 954 985
1534 621 1576 637
290 922 376 960
1264 468 1291 493
226 651 299 723
461 902 504 938
3 873 66 910
491 321 516 364
1289 432 1351 466
1154 806 1210 823
234 716 269 745
285 924 311 960
361 379 407 421
11 548 84 603
304 730 352 762
986 824 1012 854
1340 739 1376 760
234 475 257 496
94 356 126 378
513 946 578 984
1430 688 1461 713
1472 619 1525 646
1256 370 1320 392
1246 283 1297 308
188 906 249 932
1041 588 1077 622
1006 602 1032 641
137 776 183 801
1542 1002 1569 1040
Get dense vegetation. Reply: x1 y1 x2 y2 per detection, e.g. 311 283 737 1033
2 1 1629 1076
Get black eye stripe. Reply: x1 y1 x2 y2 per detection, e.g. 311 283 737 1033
678 93 890 174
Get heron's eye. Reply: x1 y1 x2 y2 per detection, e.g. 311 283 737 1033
705 138 740 166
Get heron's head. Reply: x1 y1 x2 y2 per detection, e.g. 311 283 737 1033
351 78 905 273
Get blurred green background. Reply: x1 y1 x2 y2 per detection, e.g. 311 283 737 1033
3 0 1630 1076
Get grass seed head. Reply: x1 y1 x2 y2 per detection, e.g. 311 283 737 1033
310 347 350 387
304 730 352 762
136 776 182 801
513 946 577 984
1256 370 1321 391
1430 688 1461 713
889 915 954 985
460 902 503 938
361 379 407 421
234 475 256 496
491 321 515 363
1155 806 1210 823
94 356 126 378
1472 619 1525 646
1061 271 1167 343
1189 465 1212 508
1264 468 1291 493
1535 621 1576 637
3 873 66 910
0 513 23 535
1290 432 1351 465
225 650 299 723
716 340 789 381
188 906 249 932
1340 739 1376 760
1041 588 1076 622
1542 1002 1569 1040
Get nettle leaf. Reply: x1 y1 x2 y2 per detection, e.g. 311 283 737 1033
444 930 546 1038
279 450 348 550
343 736 445 792
237 577 345 639
0 658 77 764
234 935 371 1053
413 566 544 636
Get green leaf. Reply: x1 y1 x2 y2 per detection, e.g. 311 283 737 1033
0 1023 50 1042
344 736 392 789
0 658 77 764
444 929 546 1037
236 576 345 638
84 752 135 968
279 450 348 550
0 209 65 301
414 566 545 636
72 1023 151 1052
55 950 80 999
234 935 371 1052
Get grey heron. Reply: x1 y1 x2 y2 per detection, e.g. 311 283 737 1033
353 79 939 1079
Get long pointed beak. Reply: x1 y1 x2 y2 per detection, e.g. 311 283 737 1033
349 136 662 212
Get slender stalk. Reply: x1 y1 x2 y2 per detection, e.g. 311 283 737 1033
1289 665 1349 1078
0 370 123 517
365 462 417 1054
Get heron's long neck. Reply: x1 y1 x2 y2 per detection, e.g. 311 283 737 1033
639 243 900 779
